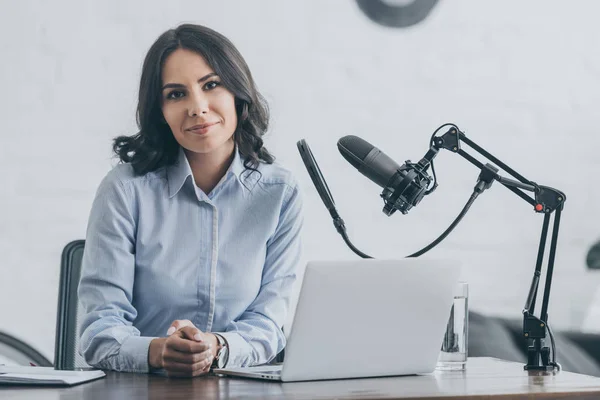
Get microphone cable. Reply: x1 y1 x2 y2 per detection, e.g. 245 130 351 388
333 217 373 259
407 189 480 258
333 188 480 259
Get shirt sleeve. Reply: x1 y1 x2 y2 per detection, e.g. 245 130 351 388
77 171 156 372
219 181 304 367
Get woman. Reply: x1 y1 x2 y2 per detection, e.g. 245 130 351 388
78 24 303 378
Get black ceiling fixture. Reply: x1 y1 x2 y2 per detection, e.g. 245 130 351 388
355 0 439 28
587 241 600 270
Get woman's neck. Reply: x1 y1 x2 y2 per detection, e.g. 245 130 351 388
184 141 236 194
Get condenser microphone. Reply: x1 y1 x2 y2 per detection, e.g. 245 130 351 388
337 135 436 216
337 135 402 188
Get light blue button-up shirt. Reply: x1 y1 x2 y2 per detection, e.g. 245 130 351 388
78 147 303 372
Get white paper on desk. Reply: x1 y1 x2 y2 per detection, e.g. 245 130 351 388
0 366 105 386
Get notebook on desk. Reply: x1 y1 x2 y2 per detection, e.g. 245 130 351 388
215 258 461 382
0 365 105 386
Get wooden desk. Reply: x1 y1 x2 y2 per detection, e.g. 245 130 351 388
2 358 600 399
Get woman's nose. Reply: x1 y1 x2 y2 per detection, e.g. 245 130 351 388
188 93 209 117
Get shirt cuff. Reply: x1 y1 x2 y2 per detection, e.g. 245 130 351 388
118 335 156 373
219 332 252 367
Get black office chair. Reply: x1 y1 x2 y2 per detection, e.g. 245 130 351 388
0 331 52 367
54 240 90 370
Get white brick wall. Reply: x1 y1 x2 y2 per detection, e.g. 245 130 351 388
2 0 600 362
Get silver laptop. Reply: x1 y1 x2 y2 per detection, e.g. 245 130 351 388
214 258 460 382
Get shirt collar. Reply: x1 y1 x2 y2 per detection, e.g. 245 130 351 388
167 146 252 198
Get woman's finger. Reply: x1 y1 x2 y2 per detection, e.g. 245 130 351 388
164 353 214 377
167 334 211 354
166 319 195 335
177 326 205 342
164 348 213 364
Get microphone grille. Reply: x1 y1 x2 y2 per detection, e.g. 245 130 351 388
337 136 375 173
338 135 372 160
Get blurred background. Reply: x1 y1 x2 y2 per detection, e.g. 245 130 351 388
2 0 600 364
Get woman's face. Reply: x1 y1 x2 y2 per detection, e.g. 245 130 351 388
161 48 238 158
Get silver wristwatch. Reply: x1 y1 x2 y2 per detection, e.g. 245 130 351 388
212 333 229 369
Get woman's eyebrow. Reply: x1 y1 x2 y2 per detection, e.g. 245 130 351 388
161 72 218 91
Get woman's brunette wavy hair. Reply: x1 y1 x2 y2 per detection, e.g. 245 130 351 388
113 24 274 175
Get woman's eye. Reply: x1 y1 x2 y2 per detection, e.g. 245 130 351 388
204 81 221 90
166 90 185 100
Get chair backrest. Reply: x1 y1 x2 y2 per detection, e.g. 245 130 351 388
54 240 90 370
0 331 52 367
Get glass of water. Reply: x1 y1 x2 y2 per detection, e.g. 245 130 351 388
436 281 468 371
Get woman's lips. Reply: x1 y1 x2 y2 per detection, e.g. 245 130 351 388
187 122 219 135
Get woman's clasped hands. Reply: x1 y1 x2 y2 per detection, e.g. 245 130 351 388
149 319 218 378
